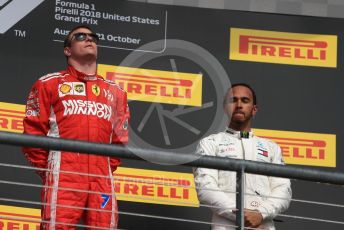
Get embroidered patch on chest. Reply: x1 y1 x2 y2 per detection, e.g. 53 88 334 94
257 141 269 157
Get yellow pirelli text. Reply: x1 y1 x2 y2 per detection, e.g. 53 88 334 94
230 28 337 67
254 128 336 167
114 167 200 207
0 102 25 133
0 205 40 229
98 64 203 106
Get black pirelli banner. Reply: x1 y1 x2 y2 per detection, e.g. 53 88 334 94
0 1 342 229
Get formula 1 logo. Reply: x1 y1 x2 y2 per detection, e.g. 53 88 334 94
0 0 45 34
0 0 11 9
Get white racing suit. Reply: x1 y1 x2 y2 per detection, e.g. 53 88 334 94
193 128 292 230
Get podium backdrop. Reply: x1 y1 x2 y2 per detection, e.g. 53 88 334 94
0 1 343 229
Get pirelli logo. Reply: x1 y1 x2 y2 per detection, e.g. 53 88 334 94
0 102 25 133
253 129 336 167
0 205 40 229
230 28 337 67
114 167 199 207
98 64 202 106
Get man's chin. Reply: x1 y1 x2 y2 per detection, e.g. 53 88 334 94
83 53 97 61
232 117 251 125
232 115 246 122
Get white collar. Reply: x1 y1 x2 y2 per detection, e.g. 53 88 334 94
225 127 254 139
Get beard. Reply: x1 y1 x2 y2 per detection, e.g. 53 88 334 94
230 111 253 126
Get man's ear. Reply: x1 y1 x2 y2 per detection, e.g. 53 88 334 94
252 104 258 116
64 47 71 57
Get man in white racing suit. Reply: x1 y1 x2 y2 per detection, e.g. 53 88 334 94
193 83 291 230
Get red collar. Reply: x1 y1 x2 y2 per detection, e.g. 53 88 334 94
67 66 99 81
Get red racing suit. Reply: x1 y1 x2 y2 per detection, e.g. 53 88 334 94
23 66 129 229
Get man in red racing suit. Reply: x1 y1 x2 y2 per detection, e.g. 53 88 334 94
23 25 129 229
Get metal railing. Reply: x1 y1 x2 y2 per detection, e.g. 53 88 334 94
0 131 344 229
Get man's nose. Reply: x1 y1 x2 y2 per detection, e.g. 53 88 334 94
236 100 243 107
86 35 93 41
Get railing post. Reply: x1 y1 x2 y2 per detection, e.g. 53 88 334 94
236 167 245 230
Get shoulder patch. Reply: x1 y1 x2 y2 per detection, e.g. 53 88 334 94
101 78 126 92
39 72 64 82
203 132 222 143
